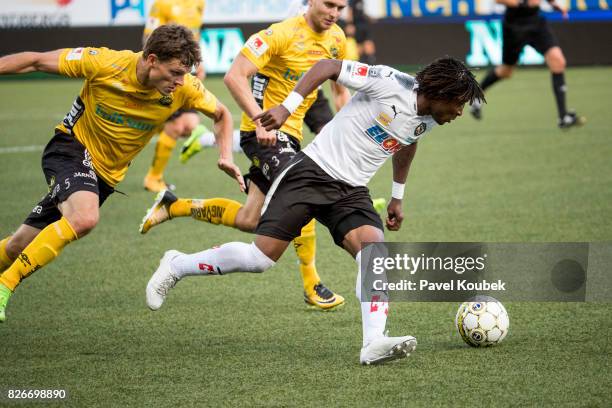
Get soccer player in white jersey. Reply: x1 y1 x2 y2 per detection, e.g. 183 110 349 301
145 57 484 365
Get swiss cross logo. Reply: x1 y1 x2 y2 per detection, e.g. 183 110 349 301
350 63 369 81
246 34 269 57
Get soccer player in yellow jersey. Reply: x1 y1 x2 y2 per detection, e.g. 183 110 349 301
0 25 243 322
139 0 352 310
142 0 209 192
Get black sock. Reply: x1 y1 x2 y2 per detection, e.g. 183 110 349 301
552 73 567 118
480 69 501 91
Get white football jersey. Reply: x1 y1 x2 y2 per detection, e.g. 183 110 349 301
303 60 437 187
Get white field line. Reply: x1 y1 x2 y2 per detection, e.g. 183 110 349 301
0 136 160 155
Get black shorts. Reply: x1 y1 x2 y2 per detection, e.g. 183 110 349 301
167 109 198 122
239 130 301 194
502 16 558 66
23 131 114 230
303 89 334 135
256 152 383 247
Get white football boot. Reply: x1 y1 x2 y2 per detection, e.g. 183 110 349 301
360 335 417 365
146 250 183 311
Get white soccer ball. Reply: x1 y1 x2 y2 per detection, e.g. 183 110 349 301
455 296 509 347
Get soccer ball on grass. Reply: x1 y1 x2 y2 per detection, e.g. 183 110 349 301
455 296 509 347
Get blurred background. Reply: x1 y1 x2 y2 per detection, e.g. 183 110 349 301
1 0 610 73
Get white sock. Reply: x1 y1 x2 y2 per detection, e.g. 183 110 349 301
356 251 388 347
198 132 216 148
199 130 242 152
171 242 275 278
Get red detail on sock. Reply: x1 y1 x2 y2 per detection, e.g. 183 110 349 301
370 295 389 314
370 296 379 312
199 263 215 272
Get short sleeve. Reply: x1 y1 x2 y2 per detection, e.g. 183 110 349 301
181 75 218 116
58 47 106 79
240 24 287 71
336 60 405 100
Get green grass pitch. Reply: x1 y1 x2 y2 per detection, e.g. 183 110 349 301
0 67 611 406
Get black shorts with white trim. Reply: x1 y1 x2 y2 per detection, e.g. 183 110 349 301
24 131 114 229
256 152 383 247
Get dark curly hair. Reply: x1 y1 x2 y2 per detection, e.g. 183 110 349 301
143 24 201 68
416 57 485 105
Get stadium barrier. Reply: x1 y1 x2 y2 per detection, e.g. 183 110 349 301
0 21 610 69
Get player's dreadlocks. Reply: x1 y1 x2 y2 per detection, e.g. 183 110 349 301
144 24 201 69
416 57 485 105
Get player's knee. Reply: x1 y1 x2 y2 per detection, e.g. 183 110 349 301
163 122 182 139
249 243 275 273
235 212 259 233
68 213 99 237
497 67 513 79
552 55 566 73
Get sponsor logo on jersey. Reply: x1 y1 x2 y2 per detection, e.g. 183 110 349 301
364 125 402 154
265 29 273 36
283 68 304 82
62 96 85 134
66 47 84 61
251 73 270 108
158 95 173 106
414 122 427 136
246 34 269 58
353 63 368 77
376 112 392 127
88 49 98 55
94 104 156 132
330 46 339 59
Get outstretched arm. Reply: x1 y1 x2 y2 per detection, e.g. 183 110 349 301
0 49 63 75
386 143 418 231
255 59 342 130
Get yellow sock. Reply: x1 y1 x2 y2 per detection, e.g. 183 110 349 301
0 218 77 291
175 198 242 227
0 236 13 272
147 131 176 179
293 220 320 294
